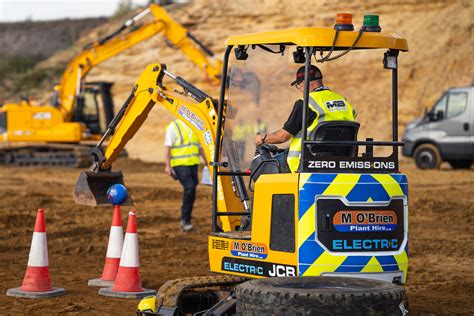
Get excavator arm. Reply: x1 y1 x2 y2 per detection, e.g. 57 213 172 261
57 4 222 119
93 63 216 170
73 63 241 231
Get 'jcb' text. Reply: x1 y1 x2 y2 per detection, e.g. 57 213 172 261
268 264 296 277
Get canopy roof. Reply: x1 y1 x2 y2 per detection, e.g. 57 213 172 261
225 27 408 51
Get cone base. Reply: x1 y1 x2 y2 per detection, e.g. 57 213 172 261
98 286 156 299
87 278 115 287
6 286 66 298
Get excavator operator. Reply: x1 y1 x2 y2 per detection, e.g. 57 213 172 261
254 65 356 172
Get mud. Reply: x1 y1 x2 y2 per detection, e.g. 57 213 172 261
0 159 472 314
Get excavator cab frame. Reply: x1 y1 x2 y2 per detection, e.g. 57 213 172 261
207 25 410 284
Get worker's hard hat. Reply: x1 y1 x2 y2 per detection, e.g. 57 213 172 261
137 296 157 314
291 65 323 86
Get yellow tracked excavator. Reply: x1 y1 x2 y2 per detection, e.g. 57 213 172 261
74 13 410 315
0 3 222 167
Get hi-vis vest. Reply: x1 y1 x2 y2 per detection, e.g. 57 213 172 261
168 120 200 167
287 88 355 173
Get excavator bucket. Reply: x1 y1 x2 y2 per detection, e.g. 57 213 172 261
73 171 133 206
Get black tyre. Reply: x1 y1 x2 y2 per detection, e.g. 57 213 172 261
448 160 473 169
236 276 408 316
413 143 441 169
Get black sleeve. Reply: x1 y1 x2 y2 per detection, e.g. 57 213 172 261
283 100 317 136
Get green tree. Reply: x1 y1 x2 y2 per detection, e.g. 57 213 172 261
113 0 133 19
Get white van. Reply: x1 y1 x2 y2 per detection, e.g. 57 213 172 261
402 86 473 169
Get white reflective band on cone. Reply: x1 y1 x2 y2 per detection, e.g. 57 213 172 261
27 232 49 267
119 233 139 267
106 226 124 258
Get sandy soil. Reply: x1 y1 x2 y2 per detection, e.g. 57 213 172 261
0 159 472 314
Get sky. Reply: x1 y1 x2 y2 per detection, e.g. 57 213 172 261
0 0 150 22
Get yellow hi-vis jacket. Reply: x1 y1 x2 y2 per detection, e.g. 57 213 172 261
287 88 355 173
233 123 254 141
168 120 200 167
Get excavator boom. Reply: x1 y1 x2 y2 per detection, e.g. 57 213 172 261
72 63 214 205
73 63 241 231
58 3 221 119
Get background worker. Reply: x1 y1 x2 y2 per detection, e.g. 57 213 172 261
165 119 206 232
255 65 356 172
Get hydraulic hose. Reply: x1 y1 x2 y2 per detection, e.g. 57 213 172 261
163 69 211 103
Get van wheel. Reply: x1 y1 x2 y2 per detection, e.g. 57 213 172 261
448 160 473 169
413 143 441 169
236 276 408 316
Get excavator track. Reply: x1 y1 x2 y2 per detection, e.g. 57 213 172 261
157 274 247 314
0 144 92 168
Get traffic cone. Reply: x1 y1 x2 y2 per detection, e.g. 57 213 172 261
6 209 66 298
99 210 156 299
88 205 124 287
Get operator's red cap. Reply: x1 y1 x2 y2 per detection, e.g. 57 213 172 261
291 65 323 86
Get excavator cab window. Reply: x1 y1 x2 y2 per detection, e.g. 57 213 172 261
221 45 296 175
218 44 401 177
73 82 115 135
74 88 101 135
213 45 298 231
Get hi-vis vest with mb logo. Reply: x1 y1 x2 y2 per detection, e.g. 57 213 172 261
169 120 200 167
287 88 355 173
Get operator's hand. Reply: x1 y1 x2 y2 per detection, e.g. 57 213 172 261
165 165 177 180
255 133 265 146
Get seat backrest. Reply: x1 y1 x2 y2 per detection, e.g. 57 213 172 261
309 121 360 157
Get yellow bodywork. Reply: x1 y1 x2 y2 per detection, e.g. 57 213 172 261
1 102 84 142
209 173 299 277
209 173 408 281
226 27 408 51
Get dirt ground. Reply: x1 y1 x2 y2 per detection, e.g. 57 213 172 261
0 159 472 315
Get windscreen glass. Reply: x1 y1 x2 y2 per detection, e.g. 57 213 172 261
220 45 395 171
221 45 299 171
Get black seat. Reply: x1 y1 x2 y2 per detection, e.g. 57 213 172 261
309 121 360 157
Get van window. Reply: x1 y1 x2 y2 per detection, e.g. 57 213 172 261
447 92 468 118
433 94 447 116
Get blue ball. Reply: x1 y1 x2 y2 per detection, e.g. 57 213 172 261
107 184 128 205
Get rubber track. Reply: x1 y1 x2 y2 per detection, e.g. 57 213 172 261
1 145 91 167
157 275 247 308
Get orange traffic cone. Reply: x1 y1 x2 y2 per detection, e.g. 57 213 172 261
88 205 124 287
98 210 155 299
6 209 66 298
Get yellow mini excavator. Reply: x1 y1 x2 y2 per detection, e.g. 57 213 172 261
74 13 409 315
0 3 221 167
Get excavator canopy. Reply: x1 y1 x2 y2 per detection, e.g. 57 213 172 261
225 27 408 51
